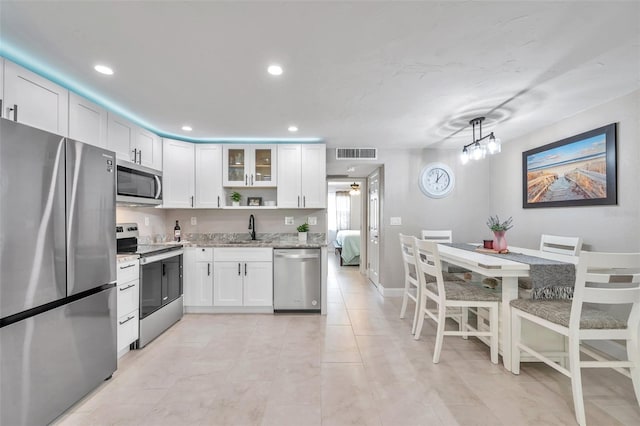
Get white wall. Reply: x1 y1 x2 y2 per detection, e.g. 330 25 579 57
489 90 640 252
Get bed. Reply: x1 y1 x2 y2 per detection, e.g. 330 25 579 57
335 230 360 266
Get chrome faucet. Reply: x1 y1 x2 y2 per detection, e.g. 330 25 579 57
248 214 256 240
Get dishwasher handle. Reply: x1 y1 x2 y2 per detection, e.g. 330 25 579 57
274 253 320 260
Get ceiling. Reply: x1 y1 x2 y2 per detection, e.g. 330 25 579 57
1 1 638 150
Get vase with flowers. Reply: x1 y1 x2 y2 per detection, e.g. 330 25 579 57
486 215 513 252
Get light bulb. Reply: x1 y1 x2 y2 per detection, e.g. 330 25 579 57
472 143 484 160
460 149 469 164
487 135 501 154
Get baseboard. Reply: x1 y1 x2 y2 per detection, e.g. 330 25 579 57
184 306 274 314
378 285 403 297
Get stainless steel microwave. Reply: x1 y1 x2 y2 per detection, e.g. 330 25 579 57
116 160 162 206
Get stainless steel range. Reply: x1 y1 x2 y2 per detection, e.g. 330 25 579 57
116 223 183 348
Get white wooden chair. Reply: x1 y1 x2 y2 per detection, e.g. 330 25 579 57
413 237 500 364
399 233 421 334
540 234 583 256
511 251 640 426
421 229 453 243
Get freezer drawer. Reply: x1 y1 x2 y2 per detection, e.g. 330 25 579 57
0 287 117 426
273 249 320 311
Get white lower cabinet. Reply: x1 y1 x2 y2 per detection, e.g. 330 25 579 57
116 259 140 356
183 247 214 307
213 248 273 308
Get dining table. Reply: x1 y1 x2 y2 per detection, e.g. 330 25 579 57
437 243 578 372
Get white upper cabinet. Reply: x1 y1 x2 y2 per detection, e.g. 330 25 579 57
107 112 162 169
68 92 107 148
107 112 135 162
195 144 224 208
163 138 195 208
223 145 277 187
135 126 162 170
3 60 69 136
277 144 326 208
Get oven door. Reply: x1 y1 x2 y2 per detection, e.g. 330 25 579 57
116 160 162 206
140 251 183 319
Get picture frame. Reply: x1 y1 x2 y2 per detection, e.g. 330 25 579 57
522 123 617 208
247 197 262 207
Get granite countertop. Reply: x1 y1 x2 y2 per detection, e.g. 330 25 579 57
117 253 140 263
140 233 327 249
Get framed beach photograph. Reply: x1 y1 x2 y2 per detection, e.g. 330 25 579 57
247 197 262 206
522 123 617 208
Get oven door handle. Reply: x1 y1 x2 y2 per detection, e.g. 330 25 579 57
139 249 184 265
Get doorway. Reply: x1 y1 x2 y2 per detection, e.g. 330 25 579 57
327 179 365 271
367 169 380 289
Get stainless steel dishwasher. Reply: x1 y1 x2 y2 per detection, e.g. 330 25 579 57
273 248 321 312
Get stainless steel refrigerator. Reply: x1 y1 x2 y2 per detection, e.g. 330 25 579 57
0 119 117 425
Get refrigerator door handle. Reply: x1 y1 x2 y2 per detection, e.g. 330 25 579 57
9 104 18 121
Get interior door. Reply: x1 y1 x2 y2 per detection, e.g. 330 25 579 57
367 170 380 288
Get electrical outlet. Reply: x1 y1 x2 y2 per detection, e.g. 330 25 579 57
191 217 197 226
390 217 402 226
285 216 294 225
144 216 149 226
308 216 317 225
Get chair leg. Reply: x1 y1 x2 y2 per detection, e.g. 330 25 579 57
489 304 499 364
433 304 446 363
400 277 409 319
626 333 640 406
568 336 586 426
461 307 469 340
411 291 421 335
511 309 521 375
413 294 426 340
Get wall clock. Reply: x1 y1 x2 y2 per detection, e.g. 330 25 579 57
418 162 455 198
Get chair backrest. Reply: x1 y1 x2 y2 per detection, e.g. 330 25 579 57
539 234 582 256
570 251 640 330
413 237 446 300
399 233 418 277
421 230 453 243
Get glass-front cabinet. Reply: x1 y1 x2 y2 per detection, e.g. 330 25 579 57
223 145 277 187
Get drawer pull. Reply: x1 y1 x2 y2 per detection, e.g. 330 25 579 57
119 284 136 291
119 264 135 269
119 315 135 325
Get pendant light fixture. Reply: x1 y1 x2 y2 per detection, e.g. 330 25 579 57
460 117 501 164
349 182 361 195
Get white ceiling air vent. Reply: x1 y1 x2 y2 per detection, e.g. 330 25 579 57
335 148 377 160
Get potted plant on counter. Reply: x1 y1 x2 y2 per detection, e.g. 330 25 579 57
297 222 309 242
231 191 241 207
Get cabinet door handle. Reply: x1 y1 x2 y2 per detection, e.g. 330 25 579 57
0 99 2 118
9 104 18 122
217 195 220 208
251 174 254 186
208 263 211 276
119 284 136 291
162 264 166 276
119 315 135 325
119 263 135 270
244 263 247 276
237 263 241 276
245 174 248 185
139 150 143 164
303 196 306 207
297 196 300 208
191 195 194 207
131 148 137 162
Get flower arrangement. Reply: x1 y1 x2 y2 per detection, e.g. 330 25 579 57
487 215 513 232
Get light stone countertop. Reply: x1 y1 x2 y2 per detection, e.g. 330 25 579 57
140 233 327 249
116 254 139 263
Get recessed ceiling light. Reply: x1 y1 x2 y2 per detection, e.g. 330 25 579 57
181 125 193 132
288 125 298 132
94 64 114 75
267 64 283 76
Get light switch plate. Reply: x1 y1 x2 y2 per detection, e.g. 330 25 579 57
191 217 197 225
144 216 150 226
308 216 317 225
390 217 402 226
285 216 294 225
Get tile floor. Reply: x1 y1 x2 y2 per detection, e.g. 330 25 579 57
55 250 639 425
